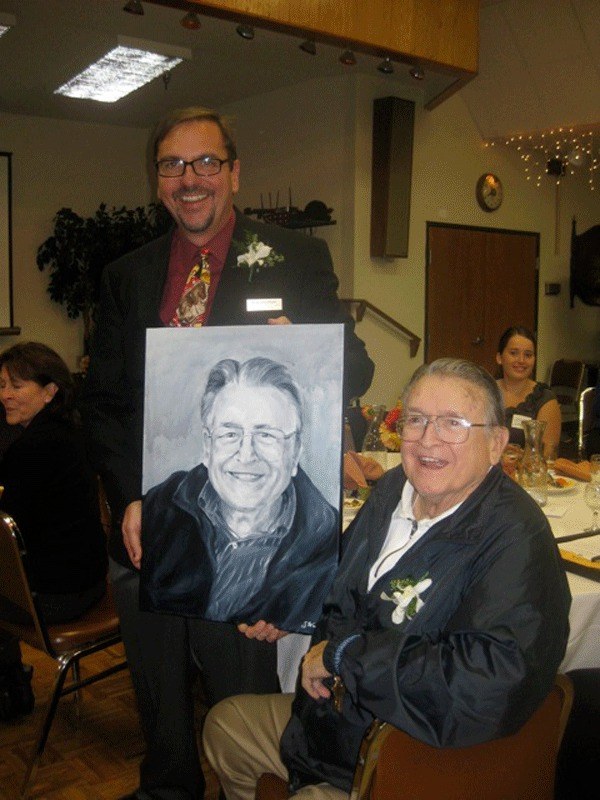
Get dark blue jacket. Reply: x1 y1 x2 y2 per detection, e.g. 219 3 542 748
139 465 339 633
281 465 571 792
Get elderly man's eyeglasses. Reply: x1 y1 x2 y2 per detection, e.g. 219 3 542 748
155 156 231 178
397 414 489 444
207 425 299 455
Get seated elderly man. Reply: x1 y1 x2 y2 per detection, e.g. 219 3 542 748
140 355 338 633
203 357 571 800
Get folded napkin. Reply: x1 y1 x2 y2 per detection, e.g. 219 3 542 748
553 458 590 482
343 451 385 490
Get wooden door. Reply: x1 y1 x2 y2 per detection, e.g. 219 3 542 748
426 224 539 376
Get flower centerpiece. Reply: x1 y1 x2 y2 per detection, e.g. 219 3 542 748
361 399 403 452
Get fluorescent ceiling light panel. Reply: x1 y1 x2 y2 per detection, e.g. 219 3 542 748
54 36 191 103
0 12 16 38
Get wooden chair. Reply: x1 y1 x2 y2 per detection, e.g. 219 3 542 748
549 359 586 424
578 386 597 459
255 674 573 800
0 512 127 798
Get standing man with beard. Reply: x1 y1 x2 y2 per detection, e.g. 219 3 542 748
81 107 373 800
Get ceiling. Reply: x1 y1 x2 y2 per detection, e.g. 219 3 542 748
465 0 600 137
0 0 598 138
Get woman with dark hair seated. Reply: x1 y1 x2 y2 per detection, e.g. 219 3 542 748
0 342 108 720
496 326 561 459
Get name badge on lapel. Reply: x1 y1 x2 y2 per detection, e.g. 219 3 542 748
246 298 283 313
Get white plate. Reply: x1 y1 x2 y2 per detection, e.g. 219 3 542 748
547 477 577 494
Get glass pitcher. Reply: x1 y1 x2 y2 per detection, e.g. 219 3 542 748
361 405 388 471
518 419 548 506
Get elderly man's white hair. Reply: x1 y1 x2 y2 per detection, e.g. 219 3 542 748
401 358 505 428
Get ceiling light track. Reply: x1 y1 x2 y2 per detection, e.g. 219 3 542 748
0 11 16 37
180 11 201 30
236 24 254 40
377 57 394 75
299 39 316 55
123 0 144 15
339 49 356 66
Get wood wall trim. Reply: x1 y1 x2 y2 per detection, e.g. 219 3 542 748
153 0 479 79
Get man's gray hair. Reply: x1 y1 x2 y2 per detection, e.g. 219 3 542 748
201 357 303 429
401 358 505 427
151 106 237 162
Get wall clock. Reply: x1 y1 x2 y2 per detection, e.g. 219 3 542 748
476 173 503 212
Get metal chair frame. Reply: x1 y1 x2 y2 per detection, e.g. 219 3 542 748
0 512 127 798
549 359 586 424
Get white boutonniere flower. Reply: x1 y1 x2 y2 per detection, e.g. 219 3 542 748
234 233 284 282
381 574 432 625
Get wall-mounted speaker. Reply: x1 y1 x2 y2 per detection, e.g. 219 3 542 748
370 96 415 258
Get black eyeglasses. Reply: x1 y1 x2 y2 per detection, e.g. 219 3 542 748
155 155 231 178
397 414 489 444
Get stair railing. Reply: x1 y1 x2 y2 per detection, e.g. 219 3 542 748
341 299 421 358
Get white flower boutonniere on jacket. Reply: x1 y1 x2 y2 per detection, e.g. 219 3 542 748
234 232 284 282
381 574 432 625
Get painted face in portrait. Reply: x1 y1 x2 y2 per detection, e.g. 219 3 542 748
401 374 508 516
203 382 302 520
156 119 240 246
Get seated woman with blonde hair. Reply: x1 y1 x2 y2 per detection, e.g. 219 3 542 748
496 326 561 459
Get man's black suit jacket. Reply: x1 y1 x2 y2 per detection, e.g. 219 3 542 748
81 209 374 566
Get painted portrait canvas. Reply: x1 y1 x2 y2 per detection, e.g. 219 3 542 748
139 324 344 634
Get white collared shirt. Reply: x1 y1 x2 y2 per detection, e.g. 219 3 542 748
368 481 462 591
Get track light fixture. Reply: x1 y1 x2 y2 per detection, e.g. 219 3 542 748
180 11 201 30
0 11 16 37
339 49 356 66
377 57 394 75
299 39 316 55
409 65 425 80
123 0 144 15
236 24 255 40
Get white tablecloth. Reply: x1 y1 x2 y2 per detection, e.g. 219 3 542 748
545 480 600 671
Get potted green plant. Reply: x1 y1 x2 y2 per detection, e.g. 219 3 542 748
37 202 171 350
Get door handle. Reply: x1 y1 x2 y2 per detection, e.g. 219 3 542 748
471 336 484 345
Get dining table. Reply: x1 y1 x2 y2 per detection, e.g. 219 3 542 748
544 476 600 672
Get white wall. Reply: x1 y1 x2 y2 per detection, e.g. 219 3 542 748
224 75 599 407
225 75 357 294
1 77 598 396
0 111 151 369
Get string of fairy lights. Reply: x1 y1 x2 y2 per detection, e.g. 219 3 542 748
484 126 599 191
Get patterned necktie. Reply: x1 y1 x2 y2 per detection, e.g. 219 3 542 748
171 248 211 327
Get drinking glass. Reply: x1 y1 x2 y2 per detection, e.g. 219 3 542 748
590 454 600 484
544 443 558 472
583 483 600 531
